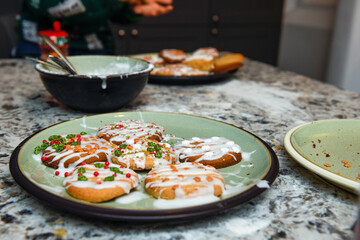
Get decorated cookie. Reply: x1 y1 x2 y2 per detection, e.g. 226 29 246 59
174 137 242 168
193 47 219 59
151 64 209 76
159 49 186 63
34 133 115 171
184 54 215 72
213 53 244 73
110 139 176 170
137 54 164 66
97 120 164 145
145 162 225 200
64 163 139 203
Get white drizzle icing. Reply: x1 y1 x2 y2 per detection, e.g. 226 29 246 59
145 162 225 199
185 54 214 62
110 139 175 169
63 163 139 191
32 153 42 162
43 135 115 175
193 47 219 58
174 136 241 162
152 64 209 76
160 49 186 61
256 180 270 189
97 120 164 144
115 191 148 204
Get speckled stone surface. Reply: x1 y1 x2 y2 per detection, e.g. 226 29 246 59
0 59 359 239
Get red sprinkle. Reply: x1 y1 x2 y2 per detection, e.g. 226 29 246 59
64 172 69 177
76 139 81 143
41 156 47 161
94 171 99 177
42 140 47 143
104 166 109 169
126 173 131 178
81 162 86 165
97 181 102 185
50 141 54 145
54 140 60 144
120 166 124 168
105 162 110 166
55 171 60 176
113 174 117 177
76 134 81 138
78 173 83 176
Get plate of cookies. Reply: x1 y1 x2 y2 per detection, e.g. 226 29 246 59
10 112 278 222
132 47 244 84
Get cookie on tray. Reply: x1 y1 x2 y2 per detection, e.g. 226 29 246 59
159 49 186 63
174 136 242 168
110 139 176 170
213 53 244 73
64 163 139 203
97 120 164 145
184 54 214 72
145 162 225 200
39 134 115 169
151 64 209 76
192 47 219 59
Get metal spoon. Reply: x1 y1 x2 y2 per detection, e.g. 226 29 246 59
25 56 71 73
40 34 77 74
48 55 77 75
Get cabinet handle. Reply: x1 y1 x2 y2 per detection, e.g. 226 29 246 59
131 29 139 37
212 15 219 22
211 28 218 35
118 29 126 37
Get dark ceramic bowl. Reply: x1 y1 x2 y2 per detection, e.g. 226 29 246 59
35 55 153 112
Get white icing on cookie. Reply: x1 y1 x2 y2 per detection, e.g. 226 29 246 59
64 163 139 192
174 136 242 162
97 120 164 144
43 135 115 175
110 139 176 170
145 162 225 199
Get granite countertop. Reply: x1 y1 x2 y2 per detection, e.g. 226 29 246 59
0 59 359 239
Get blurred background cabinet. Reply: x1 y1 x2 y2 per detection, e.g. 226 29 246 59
111 0 284 66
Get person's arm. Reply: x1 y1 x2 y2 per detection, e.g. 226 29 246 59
129 0 173 17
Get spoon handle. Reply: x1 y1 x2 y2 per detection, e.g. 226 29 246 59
25 56 69 73
40 35 77 74
48 55 77 75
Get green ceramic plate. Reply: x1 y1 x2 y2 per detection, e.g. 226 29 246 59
10 112 278 222
284 119 360 193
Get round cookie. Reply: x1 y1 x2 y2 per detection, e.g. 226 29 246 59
137 54 164 67
145 162 225 200
97 120 164 145
159 49 186 63
184 55 214 72
213 53 244 73
193 47 219 59
40 134 115 170
64 163 139 203
110 139 176 170
151 64 209 76
174 136 242 168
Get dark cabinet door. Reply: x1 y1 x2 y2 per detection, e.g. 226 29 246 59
208 26 281 65
111 0 283 65
209 0 283 65
125 26 208 54
210 0 283 25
